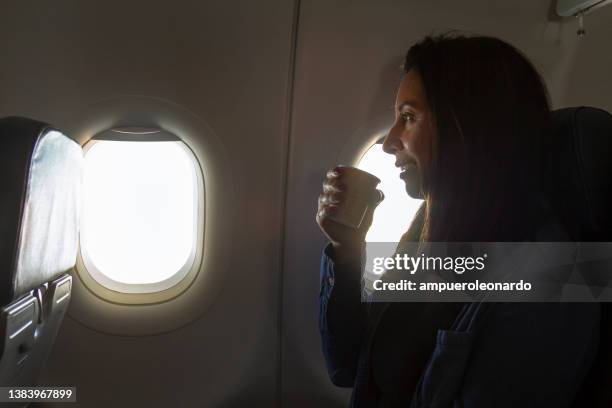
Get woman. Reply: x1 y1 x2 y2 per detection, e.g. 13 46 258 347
316 34 600 407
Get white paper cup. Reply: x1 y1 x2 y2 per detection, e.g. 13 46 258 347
328 166 382 229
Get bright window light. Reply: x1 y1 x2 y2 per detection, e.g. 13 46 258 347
358 142 423 258
81 141 198 292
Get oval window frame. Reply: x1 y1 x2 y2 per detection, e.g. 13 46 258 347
75 127 206 305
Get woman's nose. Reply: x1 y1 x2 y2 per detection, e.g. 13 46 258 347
382 124 402 154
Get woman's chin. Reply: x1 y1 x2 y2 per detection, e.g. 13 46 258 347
405 185 424 199
402 174 424 199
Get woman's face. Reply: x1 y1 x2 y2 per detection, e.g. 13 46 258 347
382 68 434 198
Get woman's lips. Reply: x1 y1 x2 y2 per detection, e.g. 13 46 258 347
399 162 417 179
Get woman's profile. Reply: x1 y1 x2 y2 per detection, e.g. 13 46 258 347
316 34 600 407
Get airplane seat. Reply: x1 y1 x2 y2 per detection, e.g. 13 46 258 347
544 107 612 407
0 117 82 393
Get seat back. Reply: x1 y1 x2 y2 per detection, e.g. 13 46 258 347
0 117 82 389
544 107 612 407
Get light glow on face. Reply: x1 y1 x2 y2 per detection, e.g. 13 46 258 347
81 141 196 286
358 143 423 243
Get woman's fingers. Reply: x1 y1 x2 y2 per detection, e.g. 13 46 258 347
322 179 345 194
318 168 383 222
317 194 339 215
317 167 384 250
319 172 346 209
321 191 344 206
325 166 345 179
317 168 346 228
316 202 338 226
326 168 340 179
323 167 346 193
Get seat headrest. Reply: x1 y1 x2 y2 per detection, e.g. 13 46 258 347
546 107 612 241
0 117 82 305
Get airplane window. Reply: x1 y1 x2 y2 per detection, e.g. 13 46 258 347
358 142 423 274
80 140 199 293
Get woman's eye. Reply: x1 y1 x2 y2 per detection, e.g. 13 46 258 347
401 112 416 126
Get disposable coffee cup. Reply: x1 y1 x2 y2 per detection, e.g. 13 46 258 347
328 166 383 229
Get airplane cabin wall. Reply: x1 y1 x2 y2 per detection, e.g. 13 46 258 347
1 0 296 406
0 1 611 407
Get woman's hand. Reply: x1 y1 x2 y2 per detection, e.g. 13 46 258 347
316 167 383 264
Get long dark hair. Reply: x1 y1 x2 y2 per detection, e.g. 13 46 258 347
402 34 552 242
